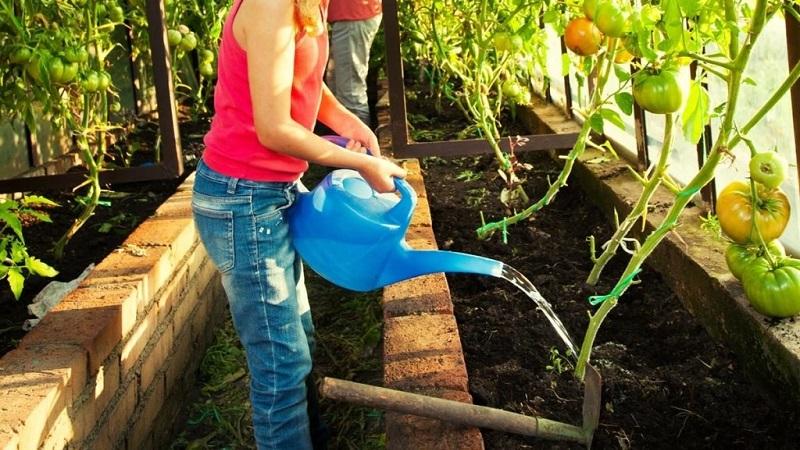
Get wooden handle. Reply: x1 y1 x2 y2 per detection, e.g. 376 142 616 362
320 377 588 445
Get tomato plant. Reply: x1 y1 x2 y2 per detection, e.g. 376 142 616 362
749 151 788 189
633 69 683 114
565 17 602 56
716 180 791 245
741 257 800 318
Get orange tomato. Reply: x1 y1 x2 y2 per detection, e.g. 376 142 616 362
565 17 603 56
716 180 791 244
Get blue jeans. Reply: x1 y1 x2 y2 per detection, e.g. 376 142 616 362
191 160 326 450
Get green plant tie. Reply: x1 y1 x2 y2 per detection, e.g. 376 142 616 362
501 218 508 245
588 268 642 305
675 186 702 200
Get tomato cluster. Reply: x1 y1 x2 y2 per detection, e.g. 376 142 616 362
717 151 797 318
565 0 628 57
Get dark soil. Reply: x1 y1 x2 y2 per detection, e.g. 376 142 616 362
422 153 800 449
0 116 209 357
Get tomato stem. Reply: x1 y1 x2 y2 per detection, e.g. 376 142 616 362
586 113 674 285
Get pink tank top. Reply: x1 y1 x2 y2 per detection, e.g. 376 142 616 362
203 0 329 182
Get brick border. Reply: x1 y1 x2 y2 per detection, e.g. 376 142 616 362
0 173 227 450
376 91 484 448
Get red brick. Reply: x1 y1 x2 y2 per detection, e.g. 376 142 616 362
128 373 165 450
126 215 196 269
383 274 453 318
383 314 465 361
0 343 87 450
88 356 120 431
101 378 137 448
173 279 202 341
84 246 171 316
386 390 483 450
0 433 18 450
140 323 173 394
39 408 74 450
405 224 438 250
120 303 159 378
23 286 137 374
384 352 468 391
165 327 194 394
156 262 189 324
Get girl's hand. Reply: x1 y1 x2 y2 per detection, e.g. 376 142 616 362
358 156 407 193
340 116 382 157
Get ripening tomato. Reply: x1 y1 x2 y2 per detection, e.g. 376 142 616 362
565 17 603 56
633 69 683 114
741 257 800 318
199 62 215 78
716 180 791 244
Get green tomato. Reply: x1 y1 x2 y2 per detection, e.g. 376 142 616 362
10 47 32 64
108 5 125 22
741 257 800 318
98 71 111 90
110 101 122 112
594 0 628 38
48 58 65 83
583 0 599 20
26 53 49 82
199 62 215 78
493 32 513 53
60 62 80 83
96 4 107 18
725 241 785 280
200 49 215 64
179 32 198 52
167 29 183 47
82 72 100 92
633 69 683 114
749 151 788 189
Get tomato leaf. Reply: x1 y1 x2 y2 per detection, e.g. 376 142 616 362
22 195 58 207
589 112 605 134
614 64 631 82
7 268 24 300
682 81 710 144
660 0 684 52
0 208 23 241
26 257 58 278
601 108 626 130
615 92 634 115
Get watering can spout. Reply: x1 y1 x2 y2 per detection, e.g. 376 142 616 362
377 246 505 287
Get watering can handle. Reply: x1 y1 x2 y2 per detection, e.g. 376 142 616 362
323 135 416 223
322 135 373 156
389 177 417 224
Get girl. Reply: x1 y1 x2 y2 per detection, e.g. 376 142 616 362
191 0 406 448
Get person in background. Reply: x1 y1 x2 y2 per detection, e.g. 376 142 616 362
327 0 382 127
191 0 406 448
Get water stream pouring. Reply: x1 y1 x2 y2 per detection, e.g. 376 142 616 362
288 136 577 356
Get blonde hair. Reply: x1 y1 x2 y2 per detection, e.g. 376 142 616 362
295 0 323 36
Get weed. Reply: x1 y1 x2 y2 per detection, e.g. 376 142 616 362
699 213 725 242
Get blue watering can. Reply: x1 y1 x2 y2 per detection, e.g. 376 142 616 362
287 136 504 292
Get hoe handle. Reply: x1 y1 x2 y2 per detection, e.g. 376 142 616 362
320 377 590 445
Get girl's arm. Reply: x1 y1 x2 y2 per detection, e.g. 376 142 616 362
317 84 382 156
234 0 403 191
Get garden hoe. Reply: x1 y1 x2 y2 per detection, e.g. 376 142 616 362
320 364 601 447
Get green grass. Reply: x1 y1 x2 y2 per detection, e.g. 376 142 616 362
171 270 385 450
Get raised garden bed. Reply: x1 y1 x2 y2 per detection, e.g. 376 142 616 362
423 150 800 448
